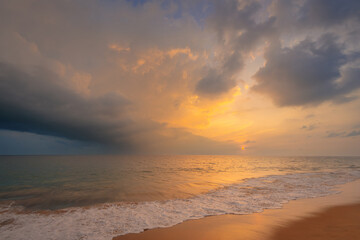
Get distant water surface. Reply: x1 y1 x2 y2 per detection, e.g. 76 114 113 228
0 155 359 210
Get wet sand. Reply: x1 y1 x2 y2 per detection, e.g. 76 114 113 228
271 203 360 240
113 179 360 240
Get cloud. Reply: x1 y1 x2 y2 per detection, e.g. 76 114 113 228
195 67 238 96
195 0 276 96
1 0 360 155
299 0 360 27
0 61 242 154
144 128 242 155
252 34 360 106
241 140 256 144
326 131 344 138
301 124 317 131
0 0 244 154
272 0 360 30
199 0 360 106
0 130 108 155
0 62 137 151
326 129 360 138
346 130 360 137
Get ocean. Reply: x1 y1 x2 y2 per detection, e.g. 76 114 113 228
0 155 360 239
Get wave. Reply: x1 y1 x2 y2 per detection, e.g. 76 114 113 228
1 170 359 240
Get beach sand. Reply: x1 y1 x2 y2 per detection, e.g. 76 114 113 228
270 203 360 240
113 179 360 240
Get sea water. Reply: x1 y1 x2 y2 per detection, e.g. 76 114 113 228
0 155 359 239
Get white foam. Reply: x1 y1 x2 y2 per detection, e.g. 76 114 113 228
1 170 359 240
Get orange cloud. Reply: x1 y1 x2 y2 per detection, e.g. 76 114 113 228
108 44 130 53
167 47 198 60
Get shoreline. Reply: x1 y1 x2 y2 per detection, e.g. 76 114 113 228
1 171 359 239
113 179 360 240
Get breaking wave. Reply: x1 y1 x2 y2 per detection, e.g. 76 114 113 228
1 170 359 240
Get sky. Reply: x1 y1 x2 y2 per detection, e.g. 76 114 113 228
0 0 359 155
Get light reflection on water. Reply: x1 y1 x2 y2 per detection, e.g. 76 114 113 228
0 155 359 210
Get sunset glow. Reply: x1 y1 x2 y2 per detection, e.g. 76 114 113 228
0 0 359 155
1 2 360 239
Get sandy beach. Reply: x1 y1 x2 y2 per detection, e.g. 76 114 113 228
114 179 360 240
270 203 360 240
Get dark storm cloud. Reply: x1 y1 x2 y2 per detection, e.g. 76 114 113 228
196 0 360 106
273 0 360 29
252 34 360 106
0 0 246 154
195 65 239 96
0 62 136 152
0 62 242 154
299 0 360 27
250 0 360 107
195 0 276 96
